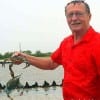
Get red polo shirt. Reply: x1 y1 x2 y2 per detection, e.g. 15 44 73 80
51 27 100 100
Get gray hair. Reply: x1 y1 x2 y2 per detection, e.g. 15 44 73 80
65 0 91 14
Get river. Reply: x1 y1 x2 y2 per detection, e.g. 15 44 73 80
0 63 64 100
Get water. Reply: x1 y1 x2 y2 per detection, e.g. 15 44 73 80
0 64 64 100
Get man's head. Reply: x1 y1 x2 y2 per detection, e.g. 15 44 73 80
65 0 91 33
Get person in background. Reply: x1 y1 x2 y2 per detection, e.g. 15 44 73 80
13 0 100 99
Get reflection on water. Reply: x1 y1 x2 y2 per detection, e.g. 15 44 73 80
0 86 63 100
0 64 64 100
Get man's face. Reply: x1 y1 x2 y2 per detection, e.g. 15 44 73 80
65 3 91 33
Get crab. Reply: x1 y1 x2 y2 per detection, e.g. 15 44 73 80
3 55 30 99
3 55 30 68
3 55 30 78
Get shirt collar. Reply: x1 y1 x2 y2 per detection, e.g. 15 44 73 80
71 26 97 45
81 26 97 43
69 26 97 47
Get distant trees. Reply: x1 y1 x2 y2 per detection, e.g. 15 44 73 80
33 50 51 57
0 53 4 59
0 52 13 60
0 50 52 60
23 50 33 55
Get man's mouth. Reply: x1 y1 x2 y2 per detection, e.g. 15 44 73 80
71 22 81 25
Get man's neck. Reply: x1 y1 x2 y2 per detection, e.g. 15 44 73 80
73 26 90 44
73 30 87 44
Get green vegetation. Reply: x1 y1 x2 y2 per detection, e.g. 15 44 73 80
0 50 52 60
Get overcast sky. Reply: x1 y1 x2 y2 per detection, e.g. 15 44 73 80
0 0 100 54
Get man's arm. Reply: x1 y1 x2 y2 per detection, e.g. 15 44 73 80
13 52 59 70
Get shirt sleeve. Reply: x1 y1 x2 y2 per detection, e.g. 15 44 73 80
51 47 62 65
51 36 69 65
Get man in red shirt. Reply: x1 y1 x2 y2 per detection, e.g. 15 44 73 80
51 1 100 99
13 0 100 99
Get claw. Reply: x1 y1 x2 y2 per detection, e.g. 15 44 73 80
9 63 14 78
1 62 5 67
23 62 30 69
2 58 8 68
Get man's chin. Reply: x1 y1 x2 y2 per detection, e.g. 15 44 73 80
71 27 82 32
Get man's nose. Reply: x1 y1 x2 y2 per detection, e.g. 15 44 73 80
71 14 78 20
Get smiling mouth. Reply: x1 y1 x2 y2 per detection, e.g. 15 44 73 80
71 22 81 25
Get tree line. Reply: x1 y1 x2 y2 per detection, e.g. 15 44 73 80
0 50 52 60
